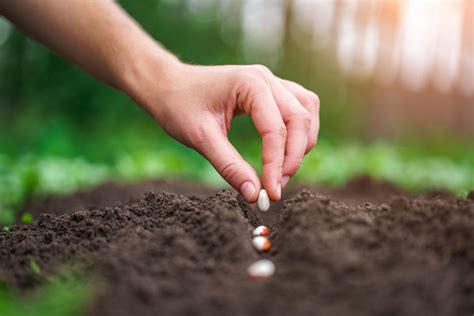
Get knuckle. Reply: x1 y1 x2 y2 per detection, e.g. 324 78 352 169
306 137 318 153
219 160 241 182
291 155 304 166
284 155 304 175
237 65 274 94
299 111 312 129
263 160 284 172
309 92 320 109
249 64 272 78
187 124 209 150
263 125 287 141
300 92 319 109
238 72 266 90
287 110 311 130
243 87 267 113
273 125 288 139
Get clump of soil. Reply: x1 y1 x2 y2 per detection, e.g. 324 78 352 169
1 177 473 316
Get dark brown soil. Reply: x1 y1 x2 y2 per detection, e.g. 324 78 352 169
1 176 473 316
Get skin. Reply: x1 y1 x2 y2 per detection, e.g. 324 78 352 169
0 0 320 203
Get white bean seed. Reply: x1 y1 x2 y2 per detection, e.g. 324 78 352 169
253 225 270 237
247 259 275 279
252 236 272 252
257 189 270 212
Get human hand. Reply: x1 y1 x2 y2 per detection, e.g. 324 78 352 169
0 0 319 202
127 62 320 203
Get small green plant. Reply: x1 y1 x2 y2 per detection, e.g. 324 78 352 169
30 259 41 274
0 271 92 316
21 213 33 225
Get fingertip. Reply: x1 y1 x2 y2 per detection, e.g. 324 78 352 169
269 182 281 201
276 182 281 201
265 182 281 202
281 175 290 189
240 180 260 203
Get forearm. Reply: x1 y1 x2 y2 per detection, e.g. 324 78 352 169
0 0 180 94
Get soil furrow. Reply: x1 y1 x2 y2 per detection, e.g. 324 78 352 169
1 177 473 315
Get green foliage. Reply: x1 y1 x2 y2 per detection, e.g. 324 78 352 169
1 140 473 226
0 211 14 228
296 140 474 196
0 274 91 316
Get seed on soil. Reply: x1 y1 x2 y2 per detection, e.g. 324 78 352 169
252 236 272 252
257 189 270 212
253 225 270 237
247 259 275 280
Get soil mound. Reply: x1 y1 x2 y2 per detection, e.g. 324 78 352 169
1 178 473 316
24 179 216 218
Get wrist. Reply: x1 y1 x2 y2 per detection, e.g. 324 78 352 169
117 44 184 114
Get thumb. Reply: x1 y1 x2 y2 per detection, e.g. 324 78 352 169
197 124 261 202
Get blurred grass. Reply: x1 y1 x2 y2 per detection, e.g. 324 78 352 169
1 136 473 227
0 272 91 316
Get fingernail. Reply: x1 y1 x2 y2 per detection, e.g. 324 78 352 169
240 181 257 201
276 182 281 200
281 176 290 189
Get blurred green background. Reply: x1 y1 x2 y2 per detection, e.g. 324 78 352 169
0 1 473 314
0 0 473 227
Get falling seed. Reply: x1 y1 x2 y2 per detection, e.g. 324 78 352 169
252 236 272 252
253 225 270 237
247 259 275 279
257 189 270 212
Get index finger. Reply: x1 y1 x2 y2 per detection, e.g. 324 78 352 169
238 81 286 201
